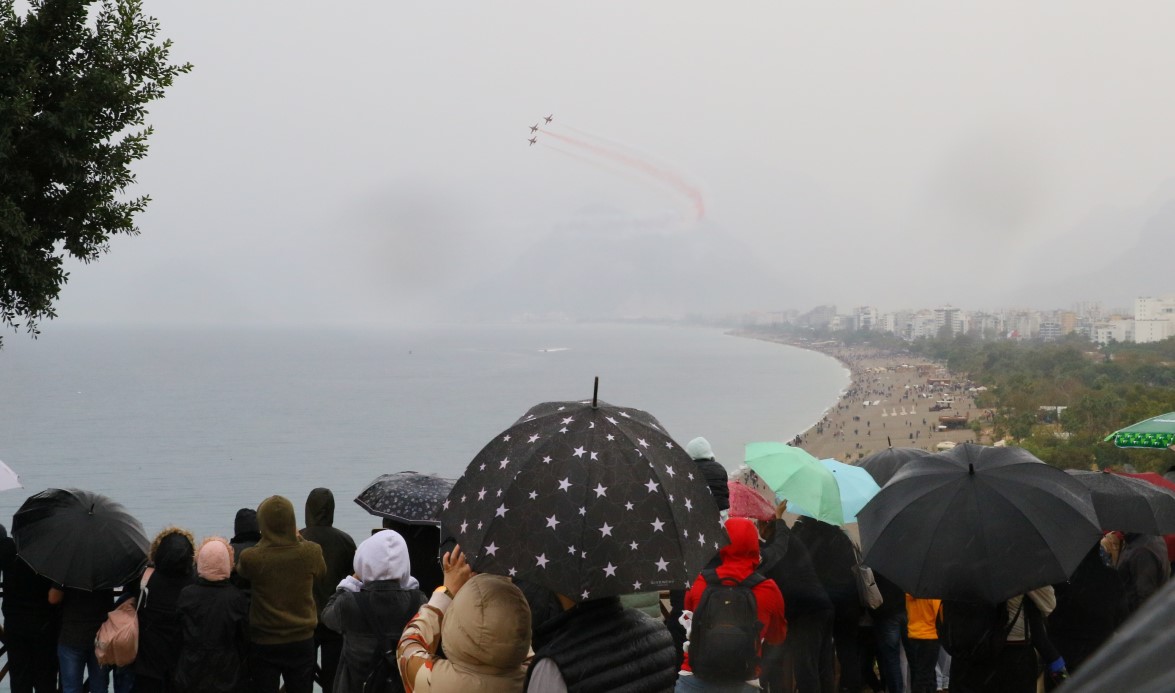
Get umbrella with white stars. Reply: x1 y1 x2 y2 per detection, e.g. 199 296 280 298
440 392 724 602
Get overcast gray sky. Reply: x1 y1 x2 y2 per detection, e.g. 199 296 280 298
53 2 1175 326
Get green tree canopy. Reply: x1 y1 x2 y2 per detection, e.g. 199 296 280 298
0 0 189 342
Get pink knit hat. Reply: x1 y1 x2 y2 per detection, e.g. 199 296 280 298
196 537 234 582
727 480 775 521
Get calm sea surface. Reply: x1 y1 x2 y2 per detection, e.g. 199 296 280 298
0 323 847 547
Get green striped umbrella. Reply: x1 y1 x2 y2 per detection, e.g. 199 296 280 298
1105 412 1175 449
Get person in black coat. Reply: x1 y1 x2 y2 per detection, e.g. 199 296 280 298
665 435 731 668
136 527 197 693
792 516 861 693
1 523 61 693
321 530 427 693
301 488 357 693
176 537 251 693
229 508 261 592
1049 543 1129 673
380 517 443 594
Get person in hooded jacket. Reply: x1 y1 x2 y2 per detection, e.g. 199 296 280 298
322 529 427 692
381 517 444 593
135 527 198 692
398 546 532 693
175 537 251 693
668 436 730 667
676 516 787 692
229 508 261 591
237 495 327 693
729 487 833 693
1116 532 1171 614
1 522 61 693
301 488 358 693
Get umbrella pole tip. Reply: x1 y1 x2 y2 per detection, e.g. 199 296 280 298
592 376 599 409
968 463 975 476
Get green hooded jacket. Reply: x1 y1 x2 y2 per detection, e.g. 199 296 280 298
237 495 327 644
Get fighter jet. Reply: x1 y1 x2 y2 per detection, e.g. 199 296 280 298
529 123 540 133
544 114 554 124
528 136 537 146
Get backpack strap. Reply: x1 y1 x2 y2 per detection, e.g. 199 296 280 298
1002 598 1025 641
740 572 767 590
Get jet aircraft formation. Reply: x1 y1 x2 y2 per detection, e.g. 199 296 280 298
527 114 553 145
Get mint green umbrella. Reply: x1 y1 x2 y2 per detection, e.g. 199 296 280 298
745 441 844 525
1105 412 1175 450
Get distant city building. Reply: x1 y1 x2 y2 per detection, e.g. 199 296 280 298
1040 322 1062 341
1093 319 1134 346
933 306 963 337
800 305 837 329
855 306 879 331
1134 296 1175 344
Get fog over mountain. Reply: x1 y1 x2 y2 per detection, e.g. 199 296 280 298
30 2 1175 329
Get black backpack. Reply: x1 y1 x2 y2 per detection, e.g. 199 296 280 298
689 568 766 683
357 592 406 693
937 598 1023 661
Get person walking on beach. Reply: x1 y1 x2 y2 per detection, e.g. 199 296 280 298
135 526 198 693
321 529 426 693
237 495 327 693
301 487 357 693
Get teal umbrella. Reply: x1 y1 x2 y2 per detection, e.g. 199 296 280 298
1105 412 1175 449
745 442 844 525
791 459 882 524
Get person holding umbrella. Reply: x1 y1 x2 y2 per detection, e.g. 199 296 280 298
14 489 149 693
1 521 61 693
397 546 532 692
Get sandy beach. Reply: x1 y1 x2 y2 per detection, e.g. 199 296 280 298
742 335 985 463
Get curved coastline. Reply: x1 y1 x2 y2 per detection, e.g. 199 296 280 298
730 331 978 462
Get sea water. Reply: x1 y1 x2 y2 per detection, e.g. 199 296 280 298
0 323 847 549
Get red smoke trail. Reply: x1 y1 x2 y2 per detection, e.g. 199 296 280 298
539 129 705 219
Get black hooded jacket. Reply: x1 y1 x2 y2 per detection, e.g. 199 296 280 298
137 531 197 680
300 488 357 617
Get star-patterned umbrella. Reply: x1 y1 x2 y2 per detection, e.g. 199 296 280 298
439 396 725 602
354 472 455 526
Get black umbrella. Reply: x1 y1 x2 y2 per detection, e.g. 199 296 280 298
1059 577 1175 693
1065 470 1175 535
857 444 934 486
858 443 1099 604
354 472 455 526
439 394 724 601
12 488 149 591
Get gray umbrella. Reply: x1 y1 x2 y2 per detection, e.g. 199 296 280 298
354 472 455 526
1065 469 1175 534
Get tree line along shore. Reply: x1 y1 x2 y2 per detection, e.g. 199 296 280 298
737 327 1175 474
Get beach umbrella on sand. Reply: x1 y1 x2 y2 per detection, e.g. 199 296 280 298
1065 470 1175 535
858 443 1100 604
1105 411 1175 449
858 444 933 486
439 386 724 601
354 471 455 526
0 459 22 491
13 488 148 591
745 442 844 526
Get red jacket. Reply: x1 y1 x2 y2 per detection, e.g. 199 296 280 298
681 517 787 675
